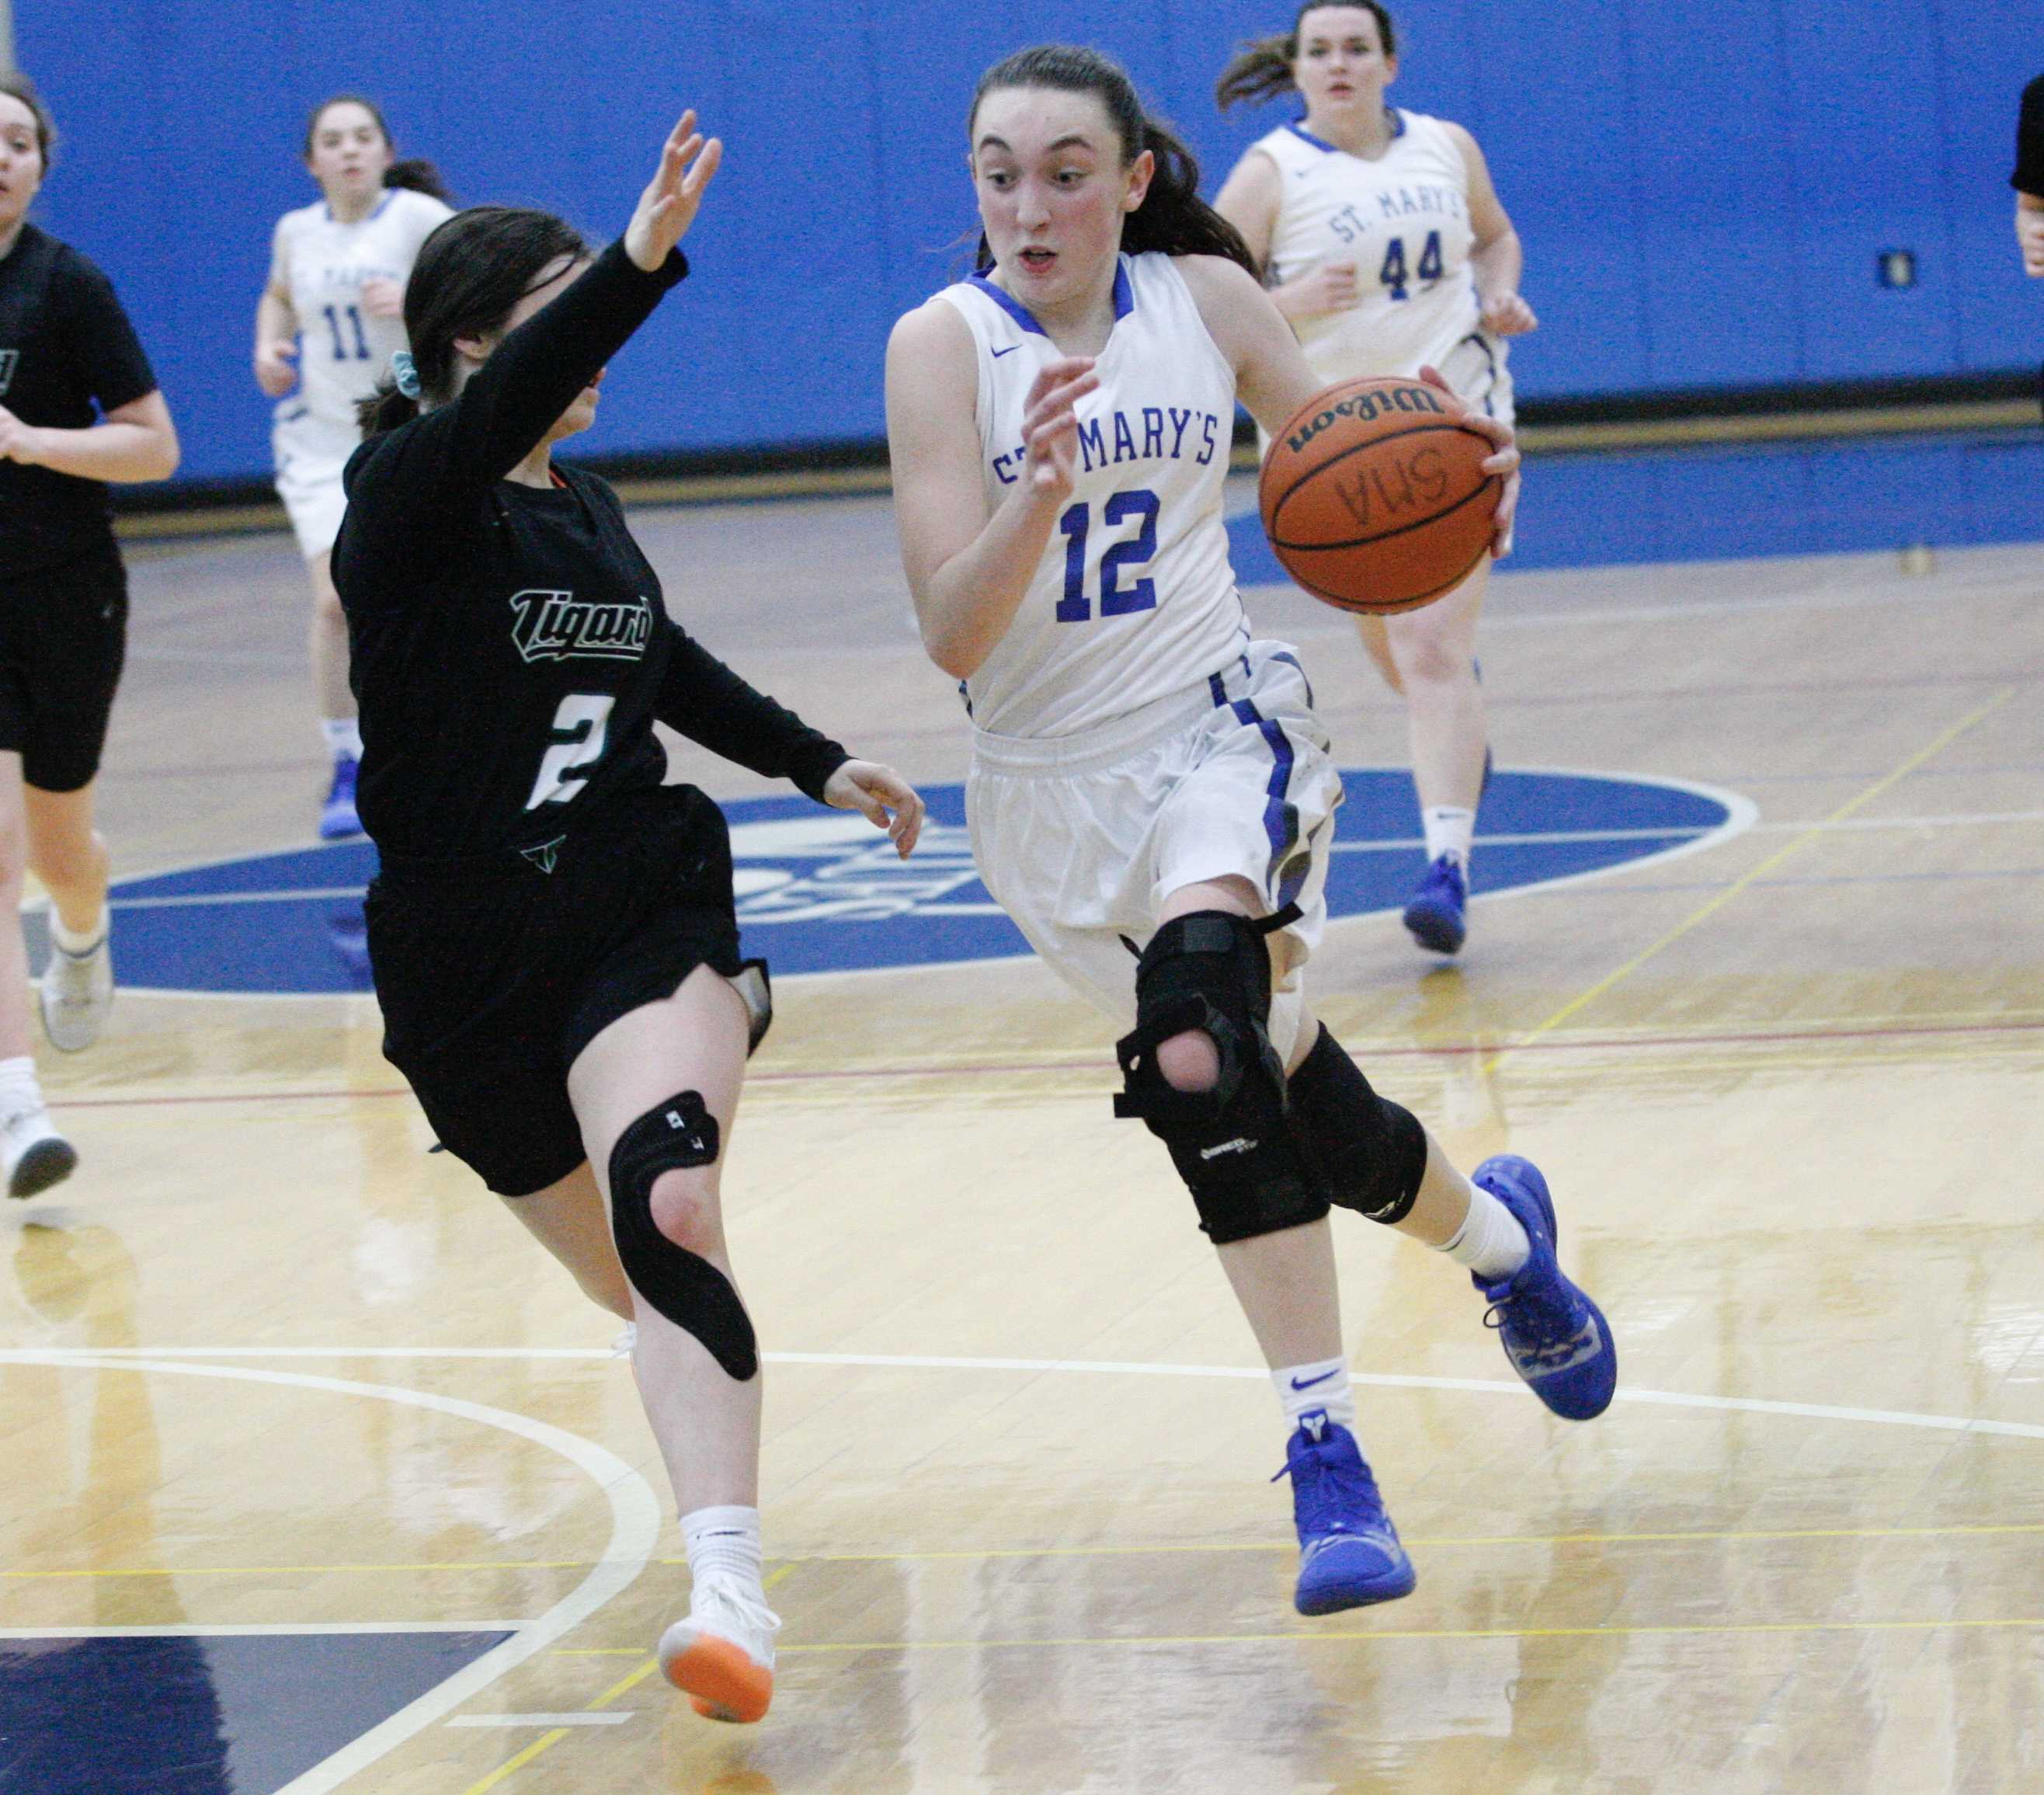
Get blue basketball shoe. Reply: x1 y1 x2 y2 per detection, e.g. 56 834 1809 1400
1472 1155 1617 1421
319 753 363 840
1275 1411 1417 1614
1403 855 1468 955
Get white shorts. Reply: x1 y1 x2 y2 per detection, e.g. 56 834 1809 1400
272 405 360 559
966 640 1344 1064
1437 329 1516 430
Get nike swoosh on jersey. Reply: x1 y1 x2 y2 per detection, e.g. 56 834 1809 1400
992 343 1020 358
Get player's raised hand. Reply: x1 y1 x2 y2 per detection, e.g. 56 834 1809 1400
254 336 298 398
625 110 723 273
1479 289 1538 335
1020 356 1098 502
1417 364 1520 558
824 760 926 859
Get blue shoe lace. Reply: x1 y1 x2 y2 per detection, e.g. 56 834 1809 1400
1272 1417 1391 1542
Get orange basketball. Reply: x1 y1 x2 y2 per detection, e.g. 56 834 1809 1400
1259 377 1500 614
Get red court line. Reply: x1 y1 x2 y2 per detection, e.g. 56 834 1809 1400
50 1018 2044 1111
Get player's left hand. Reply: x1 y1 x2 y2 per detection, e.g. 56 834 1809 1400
1479 290 1538 335
2018 204 2044 277
0 405 44 466
1417 364 1520 558
360 277 405 319
823 760 926 859
625 110 723 273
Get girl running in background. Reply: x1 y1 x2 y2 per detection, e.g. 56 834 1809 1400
1215 4 1537 955
0 71 180 1196
255 95 452 838
885 43 1611 1619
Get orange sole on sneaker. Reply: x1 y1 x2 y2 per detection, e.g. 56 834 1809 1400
660 1631 773 1724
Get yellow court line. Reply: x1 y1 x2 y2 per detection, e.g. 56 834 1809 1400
456 1562 794 1795
1485 689 2017 1071
774 1615 2044 1655
16 1521 2044 1582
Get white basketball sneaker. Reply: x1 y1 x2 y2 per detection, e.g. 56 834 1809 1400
4 1103 78 1199
40 927 113 1052
658 1575 780 1724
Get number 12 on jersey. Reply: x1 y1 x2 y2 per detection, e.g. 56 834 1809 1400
1055 489 1159 623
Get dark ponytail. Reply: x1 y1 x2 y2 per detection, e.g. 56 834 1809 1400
356 207 589 437
968 44 1257 277
1215 2 1399 112
304 95 454 203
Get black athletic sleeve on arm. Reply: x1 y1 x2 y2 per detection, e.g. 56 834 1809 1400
655 623 850 803
346 240 687 543
2016 74 2044 195
59 252 157 414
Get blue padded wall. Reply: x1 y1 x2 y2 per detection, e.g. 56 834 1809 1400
15 0 2041 482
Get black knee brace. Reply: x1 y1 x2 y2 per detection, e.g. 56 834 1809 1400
1287 1024 1429 1225
1113 910 1330 1244
608 1091 756 1380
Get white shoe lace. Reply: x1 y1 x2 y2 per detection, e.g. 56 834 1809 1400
687 1576 783 1666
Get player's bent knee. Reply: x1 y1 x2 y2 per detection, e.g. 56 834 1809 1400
1114 909 1330 1244
1286 1024 1428 1225
1156 1027 1222 1093
608 1091 756 1380
645 1166 721 1254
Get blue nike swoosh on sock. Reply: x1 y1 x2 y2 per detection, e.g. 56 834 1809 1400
1290 1369 1339 1390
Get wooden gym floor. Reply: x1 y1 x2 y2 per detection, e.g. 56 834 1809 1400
2 478 2040 1793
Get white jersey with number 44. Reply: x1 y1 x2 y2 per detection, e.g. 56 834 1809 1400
271 186 452 427
936 252 1250 739
1256 110 1503 402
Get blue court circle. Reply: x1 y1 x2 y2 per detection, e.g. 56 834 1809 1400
103 768 1750 996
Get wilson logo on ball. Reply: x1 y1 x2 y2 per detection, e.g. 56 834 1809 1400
1284 382 1445 454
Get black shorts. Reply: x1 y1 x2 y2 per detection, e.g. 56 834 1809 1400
0 547 129 792
365 783 756 1198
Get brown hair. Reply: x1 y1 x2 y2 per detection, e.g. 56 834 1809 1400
1215 2 1398 113
0 71 57 169
304 94 451 203
969 44 1257 275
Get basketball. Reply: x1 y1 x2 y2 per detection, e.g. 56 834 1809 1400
1259 376 1501 614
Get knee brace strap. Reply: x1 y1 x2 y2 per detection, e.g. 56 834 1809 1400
1114 910 1328 1245
608 1091 757 1380
1287 1024 1429 1226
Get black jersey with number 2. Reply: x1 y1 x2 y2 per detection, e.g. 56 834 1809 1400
335 241 846 864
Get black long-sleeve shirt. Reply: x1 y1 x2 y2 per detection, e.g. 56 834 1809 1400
334 240 846 862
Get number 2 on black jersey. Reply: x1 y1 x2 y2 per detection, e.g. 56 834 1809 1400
527 694 614 809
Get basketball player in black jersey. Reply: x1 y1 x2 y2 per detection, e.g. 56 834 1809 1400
336 111 923 1724
0 71 181 1201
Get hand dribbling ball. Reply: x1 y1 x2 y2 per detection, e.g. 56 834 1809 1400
1259 377 1500 614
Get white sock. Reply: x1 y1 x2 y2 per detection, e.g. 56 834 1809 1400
1441 1185 1531 1281
50 906 109 955
0 1055 42 1115
321 718 363 762
683 1505 764 1592
1274 1357 1356 1429
1422 805 1476 866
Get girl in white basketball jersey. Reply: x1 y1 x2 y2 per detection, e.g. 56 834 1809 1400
253 96 452 839
1215 4 1536 956
887 44 1613 1619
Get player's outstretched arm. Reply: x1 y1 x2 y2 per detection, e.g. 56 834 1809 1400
885 297 1099 680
